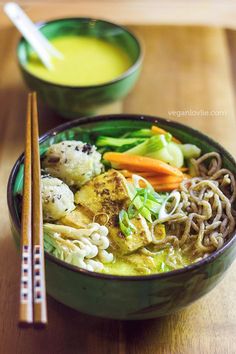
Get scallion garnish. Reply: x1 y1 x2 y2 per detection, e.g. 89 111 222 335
119 210 136 237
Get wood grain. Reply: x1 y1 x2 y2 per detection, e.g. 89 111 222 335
125 25 236 154
0 4 236 354
2 1 236 29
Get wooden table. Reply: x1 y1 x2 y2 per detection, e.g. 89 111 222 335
1 2 236 353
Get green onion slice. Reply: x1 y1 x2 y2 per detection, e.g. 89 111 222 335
158 191 181 220
119 210 136 237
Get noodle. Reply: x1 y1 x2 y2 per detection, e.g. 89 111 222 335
150 152 236 260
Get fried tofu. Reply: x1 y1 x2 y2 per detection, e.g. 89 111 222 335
75 169 129 216
60 205 93 228
75 170 152 255
108 214 152 254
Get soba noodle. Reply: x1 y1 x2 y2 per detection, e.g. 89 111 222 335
146 152 236 263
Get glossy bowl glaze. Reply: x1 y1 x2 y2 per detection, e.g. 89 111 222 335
17 18 142 118
7 115 236 319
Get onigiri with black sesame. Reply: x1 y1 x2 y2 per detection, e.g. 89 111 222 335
42 141 104 188
41 176 75 221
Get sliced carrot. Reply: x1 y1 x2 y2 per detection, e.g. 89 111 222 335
126 178 180 191
125 174 182 184
145 175 183 184
104 152 183 177
116 164 159 174
151 125 181 144
154 183 180 191
120 169 158 178
180 167 189 172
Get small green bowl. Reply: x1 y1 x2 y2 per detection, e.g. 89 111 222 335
17 18 142 118
7 115 236 320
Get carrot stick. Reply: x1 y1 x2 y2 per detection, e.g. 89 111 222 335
125 174 182 184
154 183 180 191
120 170 159 178
126 178 180 191
180 167 188 172
145 175 183 184
151 125 181 144
116 164 160 175
104 152 183 177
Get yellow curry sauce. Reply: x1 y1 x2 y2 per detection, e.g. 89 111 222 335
26 35 132 86
102 248 193 276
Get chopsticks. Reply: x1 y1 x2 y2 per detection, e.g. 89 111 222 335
19 92 47 328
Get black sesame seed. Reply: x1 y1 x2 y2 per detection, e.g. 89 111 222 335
82 143 92 154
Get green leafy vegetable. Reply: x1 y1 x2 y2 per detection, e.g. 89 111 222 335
125 134 172 156
122 129 152 138
179 144 201 159
96 136 145 148
147 142 184 168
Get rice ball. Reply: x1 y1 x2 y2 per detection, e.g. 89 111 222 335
42 141 103 187
41 176 75 221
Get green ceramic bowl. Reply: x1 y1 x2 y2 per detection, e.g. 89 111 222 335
17 18 142 118
7 115 236 320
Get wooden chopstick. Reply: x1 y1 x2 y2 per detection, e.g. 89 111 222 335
31 92 47 327
19 92 47 328
19 93 33 326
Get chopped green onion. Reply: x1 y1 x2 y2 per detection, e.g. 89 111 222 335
158 191 181 220
126 176 167 223
132 174 154 193
119 210 136 237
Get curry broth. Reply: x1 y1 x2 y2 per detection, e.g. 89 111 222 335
26 35 132 86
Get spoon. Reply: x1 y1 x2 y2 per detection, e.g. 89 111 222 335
4 2 63 70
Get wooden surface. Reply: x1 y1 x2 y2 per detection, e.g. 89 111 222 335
1 3 236 354
2 1 236 29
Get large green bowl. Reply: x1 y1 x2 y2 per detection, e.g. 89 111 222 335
17 18 142 118
7 115 236 320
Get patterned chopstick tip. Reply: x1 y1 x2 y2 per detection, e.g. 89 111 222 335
33 245 43 303
20 245 32 303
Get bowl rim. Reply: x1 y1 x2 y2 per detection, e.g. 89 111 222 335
17 17 143 90
7 114 236 281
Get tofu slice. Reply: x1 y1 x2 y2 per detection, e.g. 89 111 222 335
75 170 152 255
60 205 93 228
108 214 152 254
75 169 130 215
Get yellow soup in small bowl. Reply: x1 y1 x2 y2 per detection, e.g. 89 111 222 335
26 35 133 86
17 18 142 117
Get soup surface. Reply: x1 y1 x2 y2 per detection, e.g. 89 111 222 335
25 35 132 86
